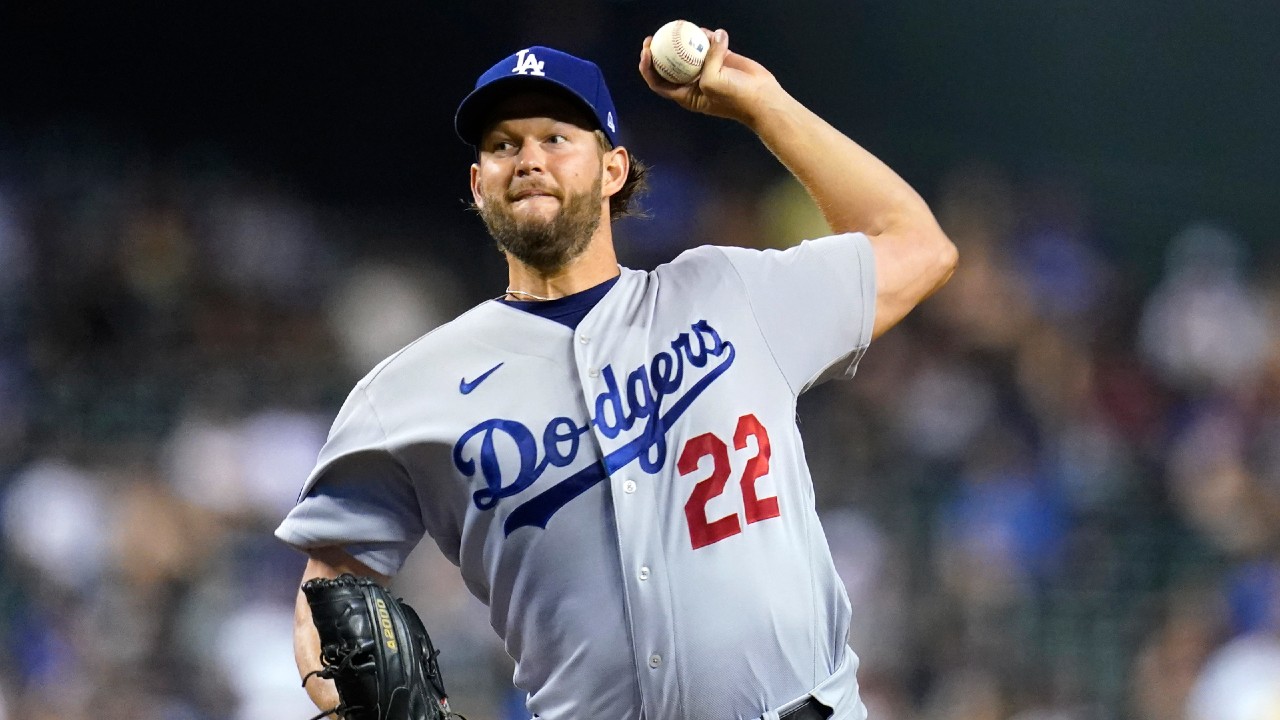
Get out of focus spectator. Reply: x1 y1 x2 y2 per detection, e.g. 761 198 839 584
1139 223 1273 394
1 124 1278 720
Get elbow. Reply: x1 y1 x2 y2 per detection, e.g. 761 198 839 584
886 205 958 287
867 224 958 340
921 222 958 292
937 230 959 285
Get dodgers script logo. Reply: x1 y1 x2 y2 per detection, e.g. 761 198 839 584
452 320 735 535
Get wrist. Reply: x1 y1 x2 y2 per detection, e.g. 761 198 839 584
741 87 803 138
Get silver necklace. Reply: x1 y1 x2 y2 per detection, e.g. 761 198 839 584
504 287 555 301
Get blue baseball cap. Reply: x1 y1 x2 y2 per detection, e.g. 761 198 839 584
455 46 620 148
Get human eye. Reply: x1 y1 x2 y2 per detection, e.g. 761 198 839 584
483 135 516 155
546 134 568 145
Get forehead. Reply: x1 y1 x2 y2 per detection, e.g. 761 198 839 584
480 90 598 137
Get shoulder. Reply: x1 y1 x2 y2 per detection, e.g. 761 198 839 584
713 234 874 277
650 245 737 283
663 244 734 268
644 235 874 307
354 301 504 392
656 235 867 272
629 246 744 303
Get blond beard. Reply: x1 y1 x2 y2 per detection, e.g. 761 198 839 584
479 175 603 273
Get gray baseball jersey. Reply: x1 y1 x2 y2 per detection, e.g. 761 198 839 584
277 233 876 720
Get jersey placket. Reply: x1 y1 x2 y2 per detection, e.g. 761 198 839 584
572 312 683 715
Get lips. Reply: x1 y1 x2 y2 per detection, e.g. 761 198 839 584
508 186 560 202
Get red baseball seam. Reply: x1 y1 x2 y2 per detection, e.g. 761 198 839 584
669 24 702 66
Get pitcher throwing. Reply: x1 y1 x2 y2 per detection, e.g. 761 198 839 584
279 26 957 720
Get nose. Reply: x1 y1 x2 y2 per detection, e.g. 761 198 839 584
515 143 546 176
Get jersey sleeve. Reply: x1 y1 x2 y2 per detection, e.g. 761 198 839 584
274 385 426 576
716 233 876 395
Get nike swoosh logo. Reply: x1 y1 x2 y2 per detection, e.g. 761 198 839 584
460 362 504 395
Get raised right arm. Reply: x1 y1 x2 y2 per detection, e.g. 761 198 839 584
639 28 958 340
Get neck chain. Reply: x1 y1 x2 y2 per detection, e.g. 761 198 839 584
505 287 555 301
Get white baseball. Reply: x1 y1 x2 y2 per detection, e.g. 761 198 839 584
650 20 709 85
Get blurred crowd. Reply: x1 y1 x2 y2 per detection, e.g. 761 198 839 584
0 125 1278 720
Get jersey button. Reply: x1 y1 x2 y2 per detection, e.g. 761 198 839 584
588 368 599 378
639 566 650 581
648 654 662 669
578 334 590 344
623 480 637 494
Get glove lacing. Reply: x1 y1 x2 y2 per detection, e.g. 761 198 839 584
301 641 370 720
300 638 468 720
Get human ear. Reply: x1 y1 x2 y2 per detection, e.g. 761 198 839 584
469 163 484 208
602 146 629 198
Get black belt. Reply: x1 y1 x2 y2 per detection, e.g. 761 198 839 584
777 696 832 720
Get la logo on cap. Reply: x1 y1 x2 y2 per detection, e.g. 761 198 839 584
512 49 546 77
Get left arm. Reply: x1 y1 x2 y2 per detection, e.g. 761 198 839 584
640 28 957 338
294 546 392 714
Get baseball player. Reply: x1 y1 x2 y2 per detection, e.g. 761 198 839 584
280 27 956 720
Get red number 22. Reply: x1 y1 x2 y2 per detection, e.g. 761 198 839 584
680 413 780 550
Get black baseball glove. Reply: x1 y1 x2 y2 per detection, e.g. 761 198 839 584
302 574 459 720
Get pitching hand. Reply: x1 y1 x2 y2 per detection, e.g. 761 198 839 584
638 28 780 126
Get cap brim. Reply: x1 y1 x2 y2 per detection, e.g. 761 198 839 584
454 75 602 147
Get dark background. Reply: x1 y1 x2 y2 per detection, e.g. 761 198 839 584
4 0 1276 276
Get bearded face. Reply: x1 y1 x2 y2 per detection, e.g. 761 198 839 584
478 174 603 273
